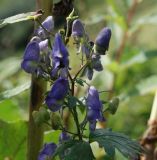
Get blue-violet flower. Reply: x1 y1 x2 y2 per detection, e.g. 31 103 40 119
51 33 69 78
45 77 69 111
38 143 57 160
36 16 54 39
85 54 103 80
95 27 111 55
21 41 40 74
72 19 85 38
86 86 105 131
59 132 70 143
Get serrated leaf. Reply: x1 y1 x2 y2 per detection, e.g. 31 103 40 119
0 82 31 102
0 11 42 28
54 140 95 160
89 129 143 159
54 140 77 156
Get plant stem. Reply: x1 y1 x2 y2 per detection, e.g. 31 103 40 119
68 70 82 140
67 61 88 140
73 63 88 81
71 78 82 140
27 1 52 160
27 76 47 160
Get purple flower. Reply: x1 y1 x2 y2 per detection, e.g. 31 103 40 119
72 19 85 37
21 41 40 73
95 27 111 55
51 33 69 78
86 86 102 110
45 78 69 111
92 54 103 71
59 132 70 143
89 120 96 132
86 67 93 80
39 39 48 52
38 143 57 160
36 16 54 39
85 54 103 80
86 86 105 131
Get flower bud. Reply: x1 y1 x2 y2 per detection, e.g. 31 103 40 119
51 112 62 130
108 97 119 115
37 16 54 39
32 107 50 126
39 107 50 121
95 27 111 55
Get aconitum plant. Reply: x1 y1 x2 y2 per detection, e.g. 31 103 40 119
21 10 143 160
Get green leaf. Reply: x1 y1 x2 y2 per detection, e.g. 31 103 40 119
54 140 95 160
89 129 143 159
120 75 157 101
0 120 27 160
132 14 157 33
0 99 25 122
0 57 21 83
0 11 42 28
121 50 157 69
0 82 30 102
67 96 77 108
75 78 85 86
44 130 61 144
106 0 127 29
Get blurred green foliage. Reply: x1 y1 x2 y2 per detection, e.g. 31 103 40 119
0 0 157 159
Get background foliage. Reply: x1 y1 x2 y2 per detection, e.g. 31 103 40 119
0 0 157 159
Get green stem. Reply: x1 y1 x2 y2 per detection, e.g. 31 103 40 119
70 75 82 140
67 62 89 140
27 1 53 160
73 63 88 81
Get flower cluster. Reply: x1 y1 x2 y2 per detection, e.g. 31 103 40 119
21 12 115 160
71 19 111 80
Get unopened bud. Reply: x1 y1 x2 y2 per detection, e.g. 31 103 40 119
108 97 119 115
51 112 62 130
32 107 50 126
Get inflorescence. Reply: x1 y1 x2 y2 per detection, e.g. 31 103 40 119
21 11 120 160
